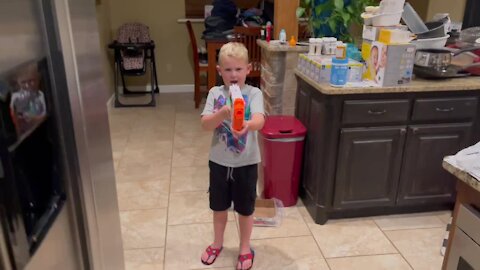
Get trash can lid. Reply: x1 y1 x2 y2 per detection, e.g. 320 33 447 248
261 115 307 139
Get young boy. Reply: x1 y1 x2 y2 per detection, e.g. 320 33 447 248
200 42 265 270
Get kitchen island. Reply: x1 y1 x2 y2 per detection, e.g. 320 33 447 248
294 70 480 224
441 160 480 269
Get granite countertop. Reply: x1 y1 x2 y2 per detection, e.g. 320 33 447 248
257 40 309 52
295 69 480 95
443 160 480 193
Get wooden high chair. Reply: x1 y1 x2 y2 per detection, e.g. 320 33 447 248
233 26 262 87
185 20 208 108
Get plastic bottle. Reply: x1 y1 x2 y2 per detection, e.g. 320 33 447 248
308 38 316 55
289 36 296 47
330 57 349 87
279 29 287 43
315 38 323 56
266 22 272 42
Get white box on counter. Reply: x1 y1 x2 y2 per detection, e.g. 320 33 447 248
368 42 416 87
298 54 363 84
362 25 409 41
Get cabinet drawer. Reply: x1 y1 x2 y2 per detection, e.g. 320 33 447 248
412 97 478 121
456 204 480 243
342 100 410 124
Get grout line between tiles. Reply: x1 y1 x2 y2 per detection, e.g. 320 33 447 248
379 225 448 232
124 246 165 251
324 251 400 260
167 215 237 227
296 205 331 270
119 207 169 213
250 234 317 242
374 218 415 270
163 101 176 270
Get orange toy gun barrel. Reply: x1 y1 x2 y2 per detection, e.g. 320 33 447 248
230 84 244 131
232 98 244 131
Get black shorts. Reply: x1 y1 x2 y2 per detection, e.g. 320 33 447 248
208 161 258 216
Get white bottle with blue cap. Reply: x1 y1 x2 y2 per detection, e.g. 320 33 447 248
279 29 287 44
330 43 349 87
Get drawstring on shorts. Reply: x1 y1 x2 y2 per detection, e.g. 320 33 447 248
226 167 236 182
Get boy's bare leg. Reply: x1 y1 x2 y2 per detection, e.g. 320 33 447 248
201 210 228 264
237 213 254 269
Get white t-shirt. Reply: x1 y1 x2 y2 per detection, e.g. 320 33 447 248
201 84 265 168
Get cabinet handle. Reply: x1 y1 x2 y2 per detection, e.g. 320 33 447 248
368 109 387 115
435 107 454 112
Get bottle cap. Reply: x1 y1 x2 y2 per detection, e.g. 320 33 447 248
332 57 348 64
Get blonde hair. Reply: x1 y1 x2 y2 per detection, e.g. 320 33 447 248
218 42 249 65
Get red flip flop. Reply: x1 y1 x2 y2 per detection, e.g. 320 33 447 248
201 245 223 265
237 248 255 270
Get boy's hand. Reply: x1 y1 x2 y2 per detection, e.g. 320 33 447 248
231 120 249 139
219 105 231 120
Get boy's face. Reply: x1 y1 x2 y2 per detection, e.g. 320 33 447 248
216 56 251 88
16 70 40 91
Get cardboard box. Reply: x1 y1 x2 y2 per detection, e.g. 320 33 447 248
362 25 382 41
253 198 282 227
304 55 363 83
362 25 410 42
368 42 416 87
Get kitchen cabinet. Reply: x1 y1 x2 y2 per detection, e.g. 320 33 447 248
334 127 406 209
295 71 480 224
397 124 473 206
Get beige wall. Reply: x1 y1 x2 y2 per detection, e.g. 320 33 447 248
95 0 114 93
106 0 205 86
408 0 465 22
426 0 465 22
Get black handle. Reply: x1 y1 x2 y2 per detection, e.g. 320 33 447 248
435 107 454 112
368 109 387 115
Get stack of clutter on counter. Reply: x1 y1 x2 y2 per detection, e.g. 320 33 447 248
360 0 417 87
297 37 363 87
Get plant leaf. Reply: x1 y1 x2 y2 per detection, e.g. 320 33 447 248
296 7 306 18
304 0 312 5
314 2 328 15
328 19 337 33
334 0 344 10
346 5 354 13
341 12 350 23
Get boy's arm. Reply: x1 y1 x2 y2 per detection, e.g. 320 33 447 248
231 113 265 138
201 105 230 131
246 113 265 131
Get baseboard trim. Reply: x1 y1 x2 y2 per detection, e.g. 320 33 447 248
106 93 114 108
116 84 193 93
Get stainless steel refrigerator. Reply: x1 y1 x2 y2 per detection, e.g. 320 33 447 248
0 0 124 269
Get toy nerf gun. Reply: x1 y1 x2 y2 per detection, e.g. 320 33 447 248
230 84 245 131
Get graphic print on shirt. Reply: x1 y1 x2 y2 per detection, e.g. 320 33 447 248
213 93 250 154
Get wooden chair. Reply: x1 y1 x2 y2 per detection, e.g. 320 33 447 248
233 26 262 87
186 20 208 108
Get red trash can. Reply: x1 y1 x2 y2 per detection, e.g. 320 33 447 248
260 115 307 207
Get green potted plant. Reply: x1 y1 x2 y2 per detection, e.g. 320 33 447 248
297 0 377 42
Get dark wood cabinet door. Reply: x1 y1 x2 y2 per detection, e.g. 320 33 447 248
397 123 473 205
334 127 406 209
295 86 310 126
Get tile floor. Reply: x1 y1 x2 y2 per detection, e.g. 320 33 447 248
108 93 451 270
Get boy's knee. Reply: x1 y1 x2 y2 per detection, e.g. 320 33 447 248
235 208 254 216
